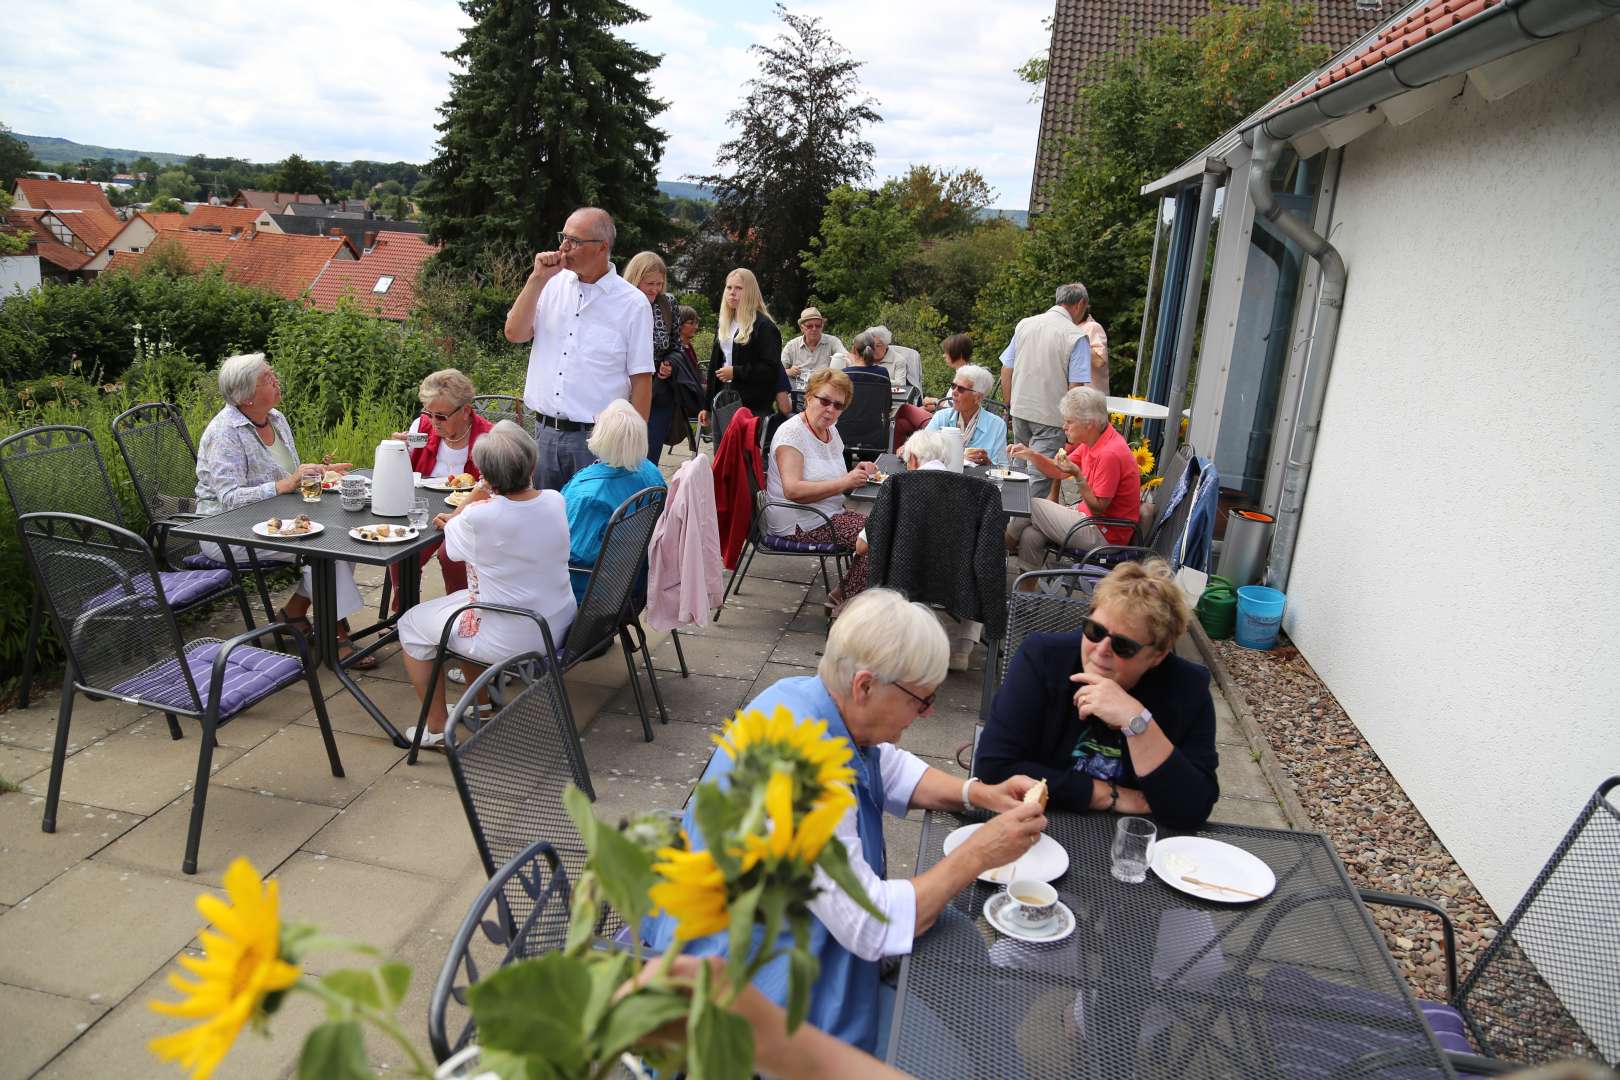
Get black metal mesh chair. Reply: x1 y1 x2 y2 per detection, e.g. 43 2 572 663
17 512 342 874
837 368 894 462
1357 776 1620 1072
980 397 1009 424
708 387 742 447
472 394 538 439
440 648 604 954
428 837 572 1064
1 424 254 709
110 402 280 623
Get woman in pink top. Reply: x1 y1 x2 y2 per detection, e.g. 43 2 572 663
1005 386 1141 578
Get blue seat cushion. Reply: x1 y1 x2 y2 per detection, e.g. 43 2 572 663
107 639 304 719
1262 966 1459 1078
1417 999 1475 1056
87 569 234 612
760 533 844 555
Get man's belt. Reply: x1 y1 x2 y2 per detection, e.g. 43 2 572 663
534 412 594 433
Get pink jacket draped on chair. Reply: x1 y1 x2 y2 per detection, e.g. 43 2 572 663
647 454 724 630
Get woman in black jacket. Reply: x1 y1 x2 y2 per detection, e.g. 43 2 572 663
977 559 1220 829
704 267 787 421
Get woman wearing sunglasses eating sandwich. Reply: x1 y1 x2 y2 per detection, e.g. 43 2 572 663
976 559 1220 829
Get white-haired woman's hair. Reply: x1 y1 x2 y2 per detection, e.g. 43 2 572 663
900 429 952 468
471 420 537 494
956 363 993 396
864 325 894 347
1060 385 1109 427
586 399 648 469
219 352 270 406
818 589 948 692
418 368 476 410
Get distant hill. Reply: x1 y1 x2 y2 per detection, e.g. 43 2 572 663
657 180 716 201
17 134 193 167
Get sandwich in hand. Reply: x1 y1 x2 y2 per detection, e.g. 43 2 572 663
1023 778 1049 811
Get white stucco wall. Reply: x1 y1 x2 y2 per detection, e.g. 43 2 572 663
0 255 42 296
1282 20 1620 918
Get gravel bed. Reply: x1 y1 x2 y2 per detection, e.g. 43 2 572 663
1213 633 1501 1003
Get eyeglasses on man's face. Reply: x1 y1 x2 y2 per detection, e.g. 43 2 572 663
557 232 604 249
811 394 849 412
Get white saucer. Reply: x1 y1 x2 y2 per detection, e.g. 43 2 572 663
984 892 1075 944
943 824 1070 884
986 468 1030 481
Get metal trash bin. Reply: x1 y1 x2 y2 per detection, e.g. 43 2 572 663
1216 509 1275 588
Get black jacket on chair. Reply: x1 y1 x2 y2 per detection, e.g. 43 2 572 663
708 313 784 415
864 470 1007 641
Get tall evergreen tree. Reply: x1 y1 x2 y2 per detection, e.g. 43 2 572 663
421 0 669 270
694 5 879 313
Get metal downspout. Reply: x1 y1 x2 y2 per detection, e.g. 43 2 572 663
1248 129 1348 592
1157 169 1221 472
1132 199 1166 398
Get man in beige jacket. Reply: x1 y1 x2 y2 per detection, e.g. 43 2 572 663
999 283 1108 469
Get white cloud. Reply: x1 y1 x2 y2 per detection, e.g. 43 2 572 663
1 0 1049 206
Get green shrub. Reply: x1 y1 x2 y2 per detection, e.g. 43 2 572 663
675 292 714 332
269 299 444 430
874 298 950 397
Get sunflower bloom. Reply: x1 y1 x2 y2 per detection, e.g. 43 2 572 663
713 705 856 799
1132 444 1155 477
650 842 731 940
740 771 856 873
148 858 299 1080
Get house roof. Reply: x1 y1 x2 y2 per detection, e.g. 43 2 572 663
12 178 123 251
275 213 425 243
185 204 266 235
1029 0 1388 212
141 211 189 233
120 228 347 300
232 190 324 212
1284 0 1497 104
284 198 370 218
308 231 440 321
4 210 92 271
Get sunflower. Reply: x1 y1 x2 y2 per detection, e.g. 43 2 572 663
740 770 855 872
1143 476 1163 491
650 838 732 941
1132 443 1156 477
148 858 300 1080
713 705 856 806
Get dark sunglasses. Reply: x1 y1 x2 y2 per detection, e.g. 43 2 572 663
811 394 849 412
950 383 980 395
422 407 465 423
1081 616 1151 659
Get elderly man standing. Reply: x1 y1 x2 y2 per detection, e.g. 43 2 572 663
999 283 1107 470
781 306 845 390
503 207 654 491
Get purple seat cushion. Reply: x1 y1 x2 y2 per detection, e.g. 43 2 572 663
87 569 233 612
107 639 304 719
760 533 844 555
1418 1000 1475 1056
1262 967 1456 1078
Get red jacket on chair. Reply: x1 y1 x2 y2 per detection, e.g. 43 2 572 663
712 407 762 570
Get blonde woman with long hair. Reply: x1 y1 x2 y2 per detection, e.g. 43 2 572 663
704 267 789 421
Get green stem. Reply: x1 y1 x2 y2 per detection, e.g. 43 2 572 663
294 977 436 1078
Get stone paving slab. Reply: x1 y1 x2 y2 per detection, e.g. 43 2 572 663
0 743 52 791
212 726 403 808
0 795 141 906
305 772 474 881
0 862 221 1002
603 671 751 725
0 983 106 1080
651 634 775 679
1208 794 1290 829
767 630 831 668
671 604 799 642
578 710 723 815
718 575 819 612
45 720 246 817
96 786 337 887
0 695 149 754
268 852 447 977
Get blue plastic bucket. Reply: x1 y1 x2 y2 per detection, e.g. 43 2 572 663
1234 586 1286 650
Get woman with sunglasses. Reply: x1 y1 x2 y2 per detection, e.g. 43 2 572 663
388 369 492 621
976 560 1219 829
924 363 1007 467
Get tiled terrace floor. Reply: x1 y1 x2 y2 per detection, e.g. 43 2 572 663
0 440 1286 1078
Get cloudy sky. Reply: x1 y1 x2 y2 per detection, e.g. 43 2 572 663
1 0 1051 209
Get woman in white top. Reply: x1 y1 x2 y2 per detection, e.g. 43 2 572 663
399 421 577 747
766 369 877 608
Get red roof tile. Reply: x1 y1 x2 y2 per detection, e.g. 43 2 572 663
232 190 324 212
307 231 441 321
185 205 266 234
140 211 188 233
4 210 92 271
14 178 117 216
1278 0 1503 107
120 229 346 300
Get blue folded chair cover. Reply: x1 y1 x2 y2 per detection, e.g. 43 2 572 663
107 640 303 719
1263 966 1471 1078
760 533 844 555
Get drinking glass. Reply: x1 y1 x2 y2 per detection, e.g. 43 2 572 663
407 497 430 531
1110 816 1156 883
298 472 322 503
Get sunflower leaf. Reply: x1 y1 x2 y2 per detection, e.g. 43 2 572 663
726 879 765 988
593 986 692 1062
785 913 818 1033
296 1019 373 1080
816 837 887 922
467 954 589 1070
687 977 754 1080
692 782 743 877
564 785 656 925
479 1046 568 1080
580 950 634 1038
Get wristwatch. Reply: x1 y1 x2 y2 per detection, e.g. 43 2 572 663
1124 708 1152 737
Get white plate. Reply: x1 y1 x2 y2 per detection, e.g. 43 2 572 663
252 519 324 539
984 892 1076 944
444 492 474 508
986 468 1030 481
943 823 1070 884
348 525 420 544
416 477 466 493
1150 836 1276 904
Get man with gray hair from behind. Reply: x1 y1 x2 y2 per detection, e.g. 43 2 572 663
998 282 1109 474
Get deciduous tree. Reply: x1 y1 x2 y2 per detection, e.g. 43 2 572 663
420 0 670 271
270 154 334 200
0 125 37 188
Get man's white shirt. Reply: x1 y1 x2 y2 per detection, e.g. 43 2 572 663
522 264 655 423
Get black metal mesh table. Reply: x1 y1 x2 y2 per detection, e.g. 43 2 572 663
847 454 1032 519
886 810 1455 1080
169 473 438 745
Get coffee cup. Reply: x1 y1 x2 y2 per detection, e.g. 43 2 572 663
1004 879 1058 928
405 430 429 450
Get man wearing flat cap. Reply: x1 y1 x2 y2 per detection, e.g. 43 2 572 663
781 307 845 390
